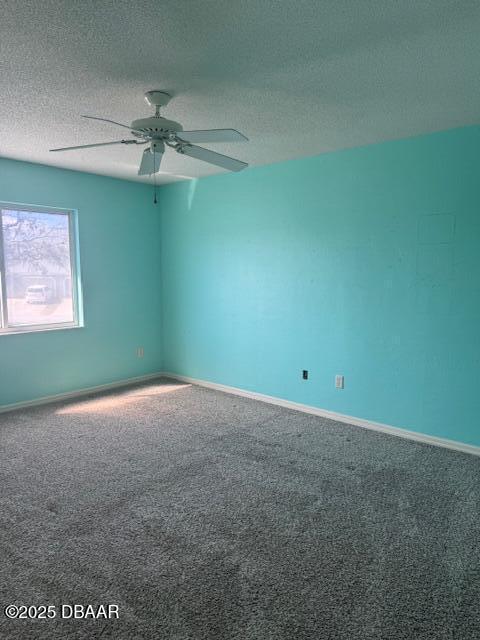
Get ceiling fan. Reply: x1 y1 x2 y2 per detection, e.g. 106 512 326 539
50 90 249 177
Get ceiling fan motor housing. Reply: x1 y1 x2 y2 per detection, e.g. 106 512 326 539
131 116 183 138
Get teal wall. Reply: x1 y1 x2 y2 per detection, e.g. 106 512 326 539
0 158 161 406
2 128 479 448
160 126 480 447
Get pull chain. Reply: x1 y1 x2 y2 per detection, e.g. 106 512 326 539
153 146 157 204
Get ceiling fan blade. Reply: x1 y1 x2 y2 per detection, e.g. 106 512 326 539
177 144 247 172
81 115 144 135
176 129 248 144
138 148 163 175
50 139 142 152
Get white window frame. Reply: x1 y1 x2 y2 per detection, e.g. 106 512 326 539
0 202 84 335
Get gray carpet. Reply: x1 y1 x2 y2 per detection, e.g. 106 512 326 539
0 378 479 640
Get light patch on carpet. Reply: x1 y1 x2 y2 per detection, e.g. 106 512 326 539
55 382 190 415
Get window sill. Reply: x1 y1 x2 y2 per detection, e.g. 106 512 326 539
0 323 84 336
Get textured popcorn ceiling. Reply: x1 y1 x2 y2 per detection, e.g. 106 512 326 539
1 1 480 184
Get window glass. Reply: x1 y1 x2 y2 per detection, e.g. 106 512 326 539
0 207 80 332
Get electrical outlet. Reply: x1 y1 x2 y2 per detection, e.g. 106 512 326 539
302 370 309 380
136 347 144 358
335 375 344 389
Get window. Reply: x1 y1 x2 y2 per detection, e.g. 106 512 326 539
0 203 83 334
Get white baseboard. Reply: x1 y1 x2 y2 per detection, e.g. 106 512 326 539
2 369 478 458
0 372 165 415
163 372 480 458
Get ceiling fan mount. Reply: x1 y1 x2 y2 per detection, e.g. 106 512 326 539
144 90 172 108
49 89 249 180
